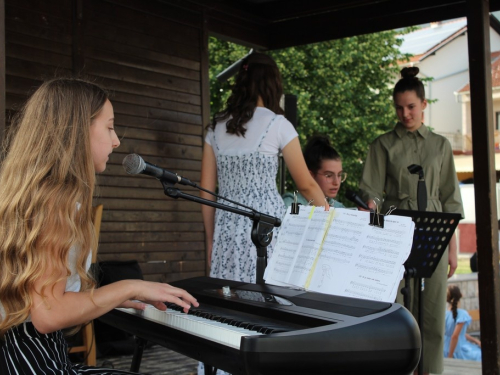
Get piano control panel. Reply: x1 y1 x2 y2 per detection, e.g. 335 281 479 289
206 287 295 306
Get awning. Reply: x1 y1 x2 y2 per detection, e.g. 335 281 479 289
453 153 500 173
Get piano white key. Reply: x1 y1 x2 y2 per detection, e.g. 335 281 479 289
117 306 263 349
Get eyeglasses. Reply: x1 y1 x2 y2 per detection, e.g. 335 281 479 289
316 172 347 183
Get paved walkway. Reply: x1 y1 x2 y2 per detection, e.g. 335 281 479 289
442 357 481 375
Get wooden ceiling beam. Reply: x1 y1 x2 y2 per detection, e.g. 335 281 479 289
186 0 500 49
202 4 269 49
267 0 500 49
248 0 386 21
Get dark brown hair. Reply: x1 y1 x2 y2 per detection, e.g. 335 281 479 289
211 52 284 136
303 135 341 174
447 285 462 321
393 67 426 102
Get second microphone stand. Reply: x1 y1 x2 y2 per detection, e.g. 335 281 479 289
162 181 281 285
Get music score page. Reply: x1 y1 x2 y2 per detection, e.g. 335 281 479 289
265 207 414 302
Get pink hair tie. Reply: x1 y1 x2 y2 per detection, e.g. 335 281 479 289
242 64 249 71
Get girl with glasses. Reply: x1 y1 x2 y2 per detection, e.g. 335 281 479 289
283 135 346 209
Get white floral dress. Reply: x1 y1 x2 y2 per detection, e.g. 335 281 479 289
210 115 286 283
198 115 288 375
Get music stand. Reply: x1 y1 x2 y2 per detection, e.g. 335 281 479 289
391 209 461 375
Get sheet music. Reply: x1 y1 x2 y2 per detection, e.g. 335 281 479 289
264 206 316 287
266 208 414 302
287 208 332 287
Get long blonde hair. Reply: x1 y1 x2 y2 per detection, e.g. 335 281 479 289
0 78 108 337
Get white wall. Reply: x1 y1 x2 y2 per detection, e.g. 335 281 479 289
426 71 469 134
491 29 500 52
419 34 472 134
459 183 500 224
405 27 500 139
421 34 470 77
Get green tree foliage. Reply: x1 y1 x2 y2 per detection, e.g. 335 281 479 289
209 31 413 205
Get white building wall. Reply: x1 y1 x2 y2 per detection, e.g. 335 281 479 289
419 35 470 135
421 34 470 77
491 30 500 52
427 71 469 134
460 183 500 224
402 26 500 147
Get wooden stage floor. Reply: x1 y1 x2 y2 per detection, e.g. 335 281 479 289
96 344 482 375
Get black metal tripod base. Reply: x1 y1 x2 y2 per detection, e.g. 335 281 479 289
401 270 424 375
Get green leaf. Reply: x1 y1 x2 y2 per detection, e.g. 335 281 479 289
209 29 416 205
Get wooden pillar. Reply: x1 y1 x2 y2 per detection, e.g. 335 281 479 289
0 0 5 141
200 11 211 276
466 0 500 373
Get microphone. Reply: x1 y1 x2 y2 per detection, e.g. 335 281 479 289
122 154 196 187
345 189 371 211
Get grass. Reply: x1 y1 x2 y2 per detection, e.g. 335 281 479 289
456 255 473 275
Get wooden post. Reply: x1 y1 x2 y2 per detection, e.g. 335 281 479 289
0 0 5 141
466 0 500 373
201 11 211 276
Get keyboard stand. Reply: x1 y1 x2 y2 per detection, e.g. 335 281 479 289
130 336 147 373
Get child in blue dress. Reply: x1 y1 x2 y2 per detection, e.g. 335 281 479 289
444 285 481 361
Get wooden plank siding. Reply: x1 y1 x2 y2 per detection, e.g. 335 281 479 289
4 0 208 283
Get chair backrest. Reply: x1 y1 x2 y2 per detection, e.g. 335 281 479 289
91 204 103 263
66 204 103 366
468 309 480 322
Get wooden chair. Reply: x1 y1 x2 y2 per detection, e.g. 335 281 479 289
68 204 103 366
468 309 480 323
467 308 481 339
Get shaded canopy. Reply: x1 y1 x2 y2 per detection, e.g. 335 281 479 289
185 0 500 49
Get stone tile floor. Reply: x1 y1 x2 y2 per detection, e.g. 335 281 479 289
95 344 482 375
97 344 197 375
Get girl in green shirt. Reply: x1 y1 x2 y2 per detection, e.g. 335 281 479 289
359 67 464 375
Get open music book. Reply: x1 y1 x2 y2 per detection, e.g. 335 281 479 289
264 207 415 302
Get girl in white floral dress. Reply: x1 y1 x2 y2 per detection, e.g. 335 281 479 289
199 51 327 375
201 52 327 284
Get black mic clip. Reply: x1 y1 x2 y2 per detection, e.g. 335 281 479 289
345 189 384 228
345 189 370 211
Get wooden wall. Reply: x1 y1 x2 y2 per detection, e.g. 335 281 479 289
4 0 208 282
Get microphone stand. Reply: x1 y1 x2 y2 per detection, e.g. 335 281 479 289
161 181 281 285
126 181 281 375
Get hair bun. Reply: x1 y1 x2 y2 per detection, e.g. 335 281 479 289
310 135 331 147
244 52 278 69
401 67 419 79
